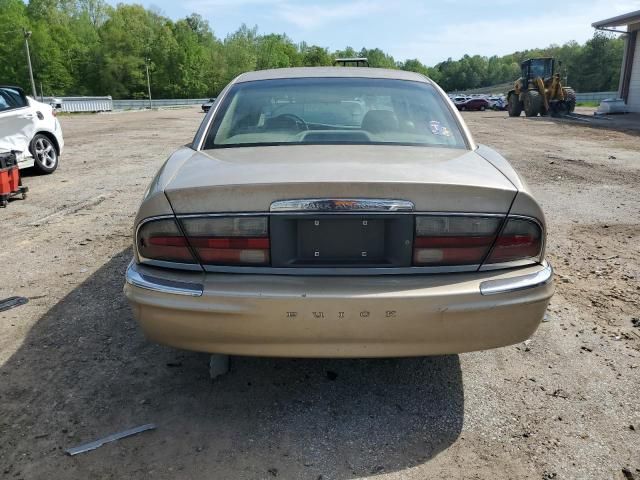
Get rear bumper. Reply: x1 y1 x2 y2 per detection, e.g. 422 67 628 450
124 261 554 357
17 155 35 170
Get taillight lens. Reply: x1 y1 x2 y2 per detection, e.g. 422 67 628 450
413 216 501 266
136 214 542 270
180 216 270 266
485 217 542 264
137 218 196 264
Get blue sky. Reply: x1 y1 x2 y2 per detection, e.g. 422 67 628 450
132 0 636 65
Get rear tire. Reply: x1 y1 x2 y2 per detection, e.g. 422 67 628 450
524 90 542 117
563 87 576 113
508 93 522 117
30 134 58 174
551 101 569 117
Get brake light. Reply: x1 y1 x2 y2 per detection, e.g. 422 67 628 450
136 214 542 270
137 218 196 264
485 217 542 264
180 216 270 266
413 216 501 266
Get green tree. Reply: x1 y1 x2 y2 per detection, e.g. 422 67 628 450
94 4 156 98
360 48 396 68
256 34 301 69
222 24 258 84
333 46 357 60
0 0 31 88
300 44 332 66
573 32 623 91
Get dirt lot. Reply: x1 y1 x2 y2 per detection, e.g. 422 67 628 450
1 107 638 480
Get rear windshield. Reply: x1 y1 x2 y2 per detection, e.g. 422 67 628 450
203 78 466 149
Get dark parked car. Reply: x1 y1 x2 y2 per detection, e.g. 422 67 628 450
456 98 490 111
202 98 216 113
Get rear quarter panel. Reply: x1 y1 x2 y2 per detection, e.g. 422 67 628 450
475 143 546 238
133 146 198 262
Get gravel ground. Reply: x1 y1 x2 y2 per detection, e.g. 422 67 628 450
0 107 638 480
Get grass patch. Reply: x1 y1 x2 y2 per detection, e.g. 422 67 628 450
576 101 600 107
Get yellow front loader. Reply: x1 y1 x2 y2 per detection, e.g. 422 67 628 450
507 57 576 117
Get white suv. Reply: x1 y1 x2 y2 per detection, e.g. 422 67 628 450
0 85 64 174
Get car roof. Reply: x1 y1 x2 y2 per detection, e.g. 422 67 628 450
233 67 432 84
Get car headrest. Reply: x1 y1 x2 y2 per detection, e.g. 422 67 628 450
361 110 399 134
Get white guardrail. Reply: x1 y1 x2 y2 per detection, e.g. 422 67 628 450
45 92 618 113
112 98 209 110
41 96 211 112
42 96 113 112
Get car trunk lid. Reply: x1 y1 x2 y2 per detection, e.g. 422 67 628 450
163 145 518 270
164 145 517 214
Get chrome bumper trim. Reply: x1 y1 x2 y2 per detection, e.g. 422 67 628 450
479 264 553 295
126 260 551 298
125 262 203 297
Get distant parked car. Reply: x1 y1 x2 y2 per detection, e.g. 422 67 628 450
202 98 216 113
488 96 507 111
41 96 63 110
456 97 490 111
0 85 64 173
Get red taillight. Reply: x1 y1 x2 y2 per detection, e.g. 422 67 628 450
485 218 542 264
148 236 189 246
137 216 271 266
196 246 269 264
414 236 494 248
413 216 501 266
137 219 196 264
136 213 542 270
412 215 543 268
180 216 270 266
188 237 269 249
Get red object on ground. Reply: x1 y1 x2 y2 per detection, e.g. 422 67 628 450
0 165 20 194
0 152 28 207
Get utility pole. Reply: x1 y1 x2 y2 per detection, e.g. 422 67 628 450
23 29 37 98
145 58 152 109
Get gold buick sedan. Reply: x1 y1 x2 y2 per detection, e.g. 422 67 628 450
124 67 553 357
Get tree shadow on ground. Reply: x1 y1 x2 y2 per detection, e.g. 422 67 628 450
0 249 463 479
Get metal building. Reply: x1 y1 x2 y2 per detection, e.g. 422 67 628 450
593 10 640 113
